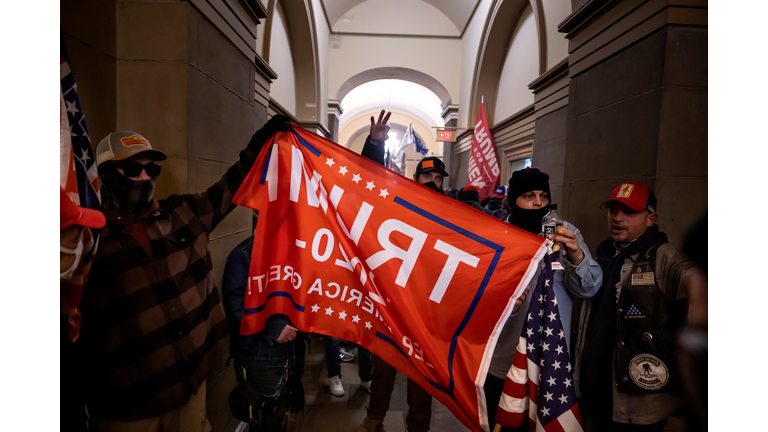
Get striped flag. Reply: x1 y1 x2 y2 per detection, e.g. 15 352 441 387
60 35 102 342
60 35 101 213
495 253 583 432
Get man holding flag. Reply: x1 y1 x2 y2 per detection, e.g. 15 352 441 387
231 118 550 432
491 168 601 432
76 116 292 432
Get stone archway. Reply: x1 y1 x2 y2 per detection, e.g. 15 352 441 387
263 0 322 123
468 0 538 126
336 67 453 110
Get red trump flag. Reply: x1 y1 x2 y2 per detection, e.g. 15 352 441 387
467 102 501 202
232 124 547 432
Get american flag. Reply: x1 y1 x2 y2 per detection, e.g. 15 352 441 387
495 253 583 432
60 35 101 214
60 35 102 343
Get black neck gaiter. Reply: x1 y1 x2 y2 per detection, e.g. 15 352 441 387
508 204 550 234
421 181 443 194
98 163 156 219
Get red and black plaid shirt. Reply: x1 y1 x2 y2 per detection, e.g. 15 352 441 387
78 139 262 420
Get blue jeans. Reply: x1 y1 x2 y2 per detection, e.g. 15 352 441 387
325 338 373 381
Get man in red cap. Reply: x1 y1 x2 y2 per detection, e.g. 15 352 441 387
572 181 693 431
61 186 106 432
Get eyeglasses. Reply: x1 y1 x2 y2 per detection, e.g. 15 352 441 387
115 162 162 177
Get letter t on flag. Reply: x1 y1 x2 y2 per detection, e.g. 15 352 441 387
232 125 549 432
468 102 501 203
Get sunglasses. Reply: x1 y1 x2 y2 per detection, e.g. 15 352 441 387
115 162 162 177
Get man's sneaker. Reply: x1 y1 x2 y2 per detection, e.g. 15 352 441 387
355 416 384 432
360 380 371 394
328 375 345 397
339 346 355 362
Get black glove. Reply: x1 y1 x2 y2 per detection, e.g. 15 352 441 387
254 114 292 144
284 373 305 414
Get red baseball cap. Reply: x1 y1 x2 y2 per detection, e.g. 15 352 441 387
60 186 106 230
600 181 657 214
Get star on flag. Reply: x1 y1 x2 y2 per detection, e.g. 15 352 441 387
494 253 582 431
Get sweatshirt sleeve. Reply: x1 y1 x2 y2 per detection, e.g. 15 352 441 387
361 135 386 166
562 221 602 299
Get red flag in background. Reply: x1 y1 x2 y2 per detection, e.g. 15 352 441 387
467 102 501 202
233 125 547 432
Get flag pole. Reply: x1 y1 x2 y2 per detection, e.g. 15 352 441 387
493 425 501 432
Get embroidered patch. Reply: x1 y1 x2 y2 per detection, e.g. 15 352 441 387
421 160 434 168
121 135 149 147
629 354 668 390
624 303 647 319
631 271 655 285
617 183 634 198
551 261 564 271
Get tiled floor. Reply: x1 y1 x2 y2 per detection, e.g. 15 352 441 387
236 335 688 432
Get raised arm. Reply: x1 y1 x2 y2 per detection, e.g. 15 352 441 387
176 115 293 232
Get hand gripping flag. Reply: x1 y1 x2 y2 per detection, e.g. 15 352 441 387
233 125 548 431
495 253 583 432
468 102 500 202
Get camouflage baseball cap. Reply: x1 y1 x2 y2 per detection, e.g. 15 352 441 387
96 130 167 166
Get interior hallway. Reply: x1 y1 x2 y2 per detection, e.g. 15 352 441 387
222 335 687 432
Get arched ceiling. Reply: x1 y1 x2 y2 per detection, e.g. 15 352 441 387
339 79 445 130
321 0 480 36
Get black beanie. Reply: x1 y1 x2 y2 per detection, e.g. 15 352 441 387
458 186 480 204
508 168 550 200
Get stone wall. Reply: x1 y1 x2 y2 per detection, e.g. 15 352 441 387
62 1 271 429
564 24 708 250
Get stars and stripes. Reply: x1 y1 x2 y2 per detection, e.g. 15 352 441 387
60 36 103 343
495 253 583 432
60 36 101 215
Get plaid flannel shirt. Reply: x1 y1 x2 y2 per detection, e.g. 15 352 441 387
61 226 96 343
78 137 263 421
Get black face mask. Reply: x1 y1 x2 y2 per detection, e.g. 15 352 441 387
509 204 550 234
421 181 443 194
98 163 157 219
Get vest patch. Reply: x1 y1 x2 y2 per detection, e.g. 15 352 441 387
631 270 655 285
629 354 668 390
624 303 647 319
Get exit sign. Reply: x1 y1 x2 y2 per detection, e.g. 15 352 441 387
436 129 457 142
